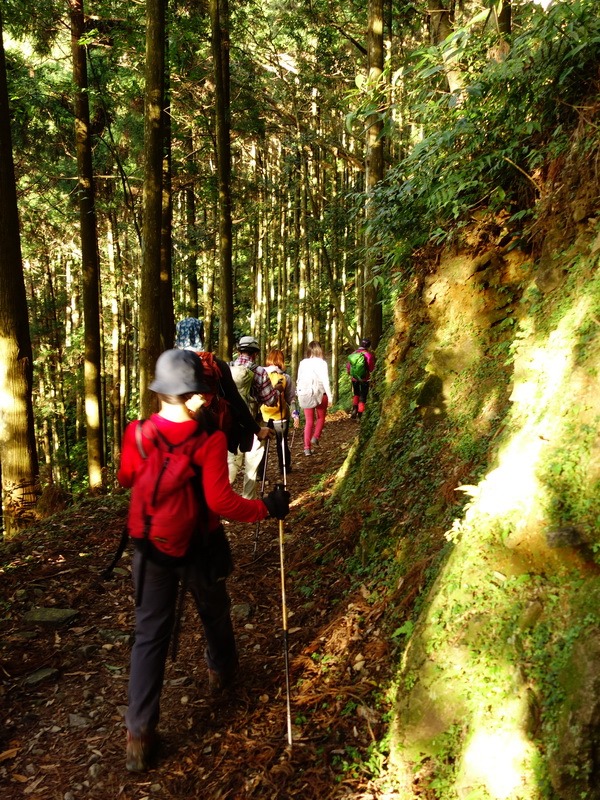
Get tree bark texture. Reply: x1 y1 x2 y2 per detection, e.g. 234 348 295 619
210 0 234 360
364 0 384 347
70 0 105 490
140 0 166 415
0 7 39 533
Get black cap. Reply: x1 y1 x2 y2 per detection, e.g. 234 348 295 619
149 349 212 395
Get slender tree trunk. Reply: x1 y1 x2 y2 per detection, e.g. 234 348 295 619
184 136 199 317
429 1 463 94
107 212 123 471
160 55 175 351
497 0 511 36
0 7 39 534
140 0 166 415
70 0 105 490
210 0 234 359
363 0 384 347
43 254 71 485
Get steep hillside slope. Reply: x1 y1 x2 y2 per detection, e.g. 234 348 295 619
337 130 600 798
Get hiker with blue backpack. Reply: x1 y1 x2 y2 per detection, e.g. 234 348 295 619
117 349 290 773
346 338 376 420
296 341 332 456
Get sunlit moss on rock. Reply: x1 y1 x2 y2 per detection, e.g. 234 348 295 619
336 217 600 797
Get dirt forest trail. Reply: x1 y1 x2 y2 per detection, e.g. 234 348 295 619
1 411 393 800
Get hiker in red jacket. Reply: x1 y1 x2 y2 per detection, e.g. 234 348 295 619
346 338 376 419
117 349 290 773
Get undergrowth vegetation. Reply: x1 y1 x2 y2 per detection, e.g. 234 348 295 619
367 0 600 271
332 2 600 795
335 215 600 799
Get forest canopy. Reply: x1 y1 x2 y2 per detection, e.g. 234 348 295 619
0 0 598 521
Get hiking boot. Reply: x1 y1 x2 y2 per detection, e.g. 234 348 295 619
310 437 319 447
126 731 156 773
208 665 238 694
350 407 358 419
304 448 312 456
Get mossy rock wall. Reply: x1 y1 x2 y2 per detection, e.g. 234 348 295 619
338 215 600 798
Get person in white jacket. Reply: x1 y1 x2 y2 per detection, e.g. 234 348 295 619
296 341 332 456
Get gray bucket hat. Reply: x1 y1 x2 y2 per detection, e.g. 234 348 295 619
238 335 260 352
149 349 211 395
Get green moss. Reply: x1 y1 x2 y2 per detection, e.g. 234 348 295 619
332 214 600 797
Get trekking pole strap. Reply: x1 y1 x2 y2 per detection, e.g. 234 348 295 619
101 525 129 579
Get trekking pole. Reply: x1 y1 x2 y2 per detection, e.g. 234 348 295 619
253 436 270 556
279 403 288 490
276 482 293 748
290 406 299 454
171 580 187 661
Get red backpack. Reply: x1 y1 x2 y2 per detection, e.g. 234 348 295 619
127 419 209 559
193 351 233 435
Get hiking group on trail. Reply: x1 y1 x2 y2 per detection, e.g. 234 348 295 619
115 319 375 772
226 335 282 499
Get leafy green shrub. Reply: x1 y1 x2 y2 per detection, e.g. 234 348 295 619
362 0 600 268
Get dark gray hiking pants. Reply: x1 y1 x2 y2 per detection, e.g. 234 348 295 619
125 549 238 737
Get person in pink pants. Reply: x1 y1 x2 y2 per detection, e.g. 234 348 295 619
296 341 332 456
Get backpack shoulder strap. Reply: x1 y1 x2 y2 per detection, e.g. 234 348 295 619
139 418 205 456
135 419 153 459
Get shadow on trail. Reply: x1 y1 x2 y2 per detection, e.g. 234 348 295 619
0 412 390 800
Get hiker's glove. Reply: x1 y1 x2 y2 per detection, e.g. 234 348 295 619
292 409 300 428
264 487 291 520
256 427 272 442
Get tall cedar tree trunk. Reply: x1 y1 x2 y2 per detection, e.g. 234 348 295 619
363 0 384 347
70 0 105 490
210 0 234 360
184 135 199 317
0 8 39 534
160 49 175 351
140 0 166 415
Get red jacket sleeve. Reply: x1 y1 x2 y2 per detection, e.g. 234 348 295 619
196 431 269 524
118 419 269 527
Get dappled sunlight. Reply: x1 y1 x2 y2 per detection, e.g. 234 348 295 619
460 726 535 799
84 359 101 428
472 388 503 436
0 336 33 472
389 254 600 796
458 296 592 520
